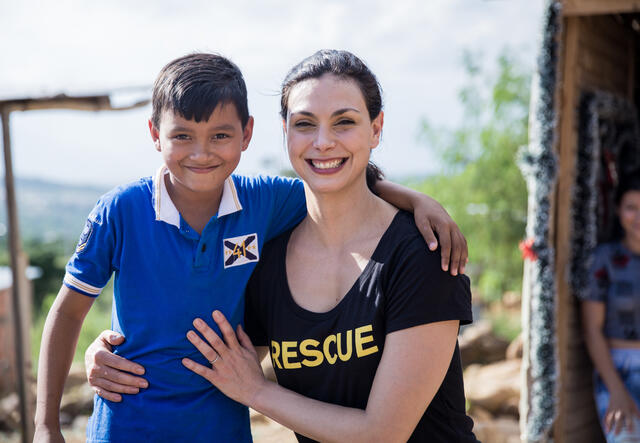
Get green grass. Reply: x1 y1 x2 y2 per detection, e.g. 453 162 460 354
487 309 521 342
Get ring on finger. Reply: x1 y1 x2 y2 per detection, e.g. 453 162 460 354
209 354 220 366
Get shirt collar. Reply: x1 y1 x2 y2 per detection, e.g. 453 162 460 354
152 165 243 228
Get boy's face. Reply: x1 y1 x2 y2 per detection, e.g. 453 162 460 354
149 104 253 197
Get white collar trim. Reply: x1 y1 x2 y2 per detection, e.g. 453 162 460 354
152 165 242 228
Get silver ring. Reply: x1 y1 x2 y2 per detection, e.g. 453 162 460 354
209 355 220 365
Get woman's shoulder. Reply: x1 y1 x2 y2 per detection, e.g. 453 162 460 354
592 241 628 261
378 211 442 268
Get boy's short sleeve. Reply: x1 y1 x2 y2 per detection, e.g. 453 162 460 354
578 245 609 302
384 239 473 334
64 197 119 297
262 176 306 241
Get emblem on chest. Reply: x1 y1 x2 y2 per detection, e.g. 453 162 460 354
223 233 260 268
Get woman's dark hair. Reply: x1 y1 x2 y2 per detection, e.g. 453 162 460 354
615 172 640 205
280 49 382 121
611 170 640 240
280 49 385 190
151 53 249 129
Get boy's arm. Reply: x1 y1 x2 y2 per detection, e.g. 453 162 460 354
34 286 94 441
375 180 467 275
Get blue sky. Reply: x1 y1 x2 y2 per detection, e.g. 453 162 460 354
0 0 545 187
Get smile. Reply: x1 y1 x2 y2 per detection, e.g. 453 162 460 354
308 158 346 170
185 165 220 174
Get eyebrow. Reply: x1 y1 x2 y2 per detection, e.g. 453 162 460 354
292 108 361 118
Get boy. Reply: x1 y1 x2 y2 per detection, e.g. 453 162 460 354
34 53 466 442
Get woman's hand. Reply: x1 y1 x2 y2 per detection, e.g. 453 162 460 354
182 310 267 407
84 330 148 402
605 386 640 435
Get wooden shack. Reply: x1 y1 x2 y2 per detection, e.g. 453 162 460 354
520 1 640 442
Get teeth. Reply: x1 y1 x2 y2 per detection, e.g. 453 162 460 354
311 159 343 169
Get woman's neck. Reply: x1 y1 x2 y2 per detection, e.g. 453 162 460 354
622 234 640 255
300 178 393 249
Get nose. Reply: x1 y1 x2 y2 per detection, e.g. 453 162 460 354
188 141 215 161
312 125 336 151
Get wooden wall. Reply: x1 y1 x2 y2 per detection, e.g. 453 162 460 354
553 12 636 443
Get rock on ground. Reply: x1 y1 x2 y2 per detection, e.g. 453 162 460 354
464 358 521 417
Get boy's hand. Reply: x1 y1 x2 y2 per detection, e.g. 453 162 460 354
414 197 468 276
85 330 148 402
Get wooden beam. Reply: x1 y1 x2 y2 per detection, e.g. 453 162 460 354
1 107 33 443
0 96 149 113
563 0 640 16
553 15 581 443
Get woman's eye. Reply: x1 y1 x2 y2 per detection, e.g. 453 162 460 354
294 121 314 128
336 119 354 126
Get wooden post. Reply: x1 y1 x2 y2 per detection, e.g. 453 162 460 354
1 107 34 443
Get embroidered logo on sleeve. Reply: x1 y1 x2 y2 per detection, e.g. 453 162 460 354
223 233 259 268
76 220 94 253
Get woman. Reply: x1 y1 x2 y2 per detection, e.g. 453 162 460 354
182 49 478 442
580 174 640 442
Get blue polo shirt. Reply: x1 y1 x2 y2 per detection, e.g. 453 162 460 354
64 166 306 442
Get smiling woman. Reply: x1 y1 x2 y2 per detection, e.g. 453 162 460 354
182 49 479 443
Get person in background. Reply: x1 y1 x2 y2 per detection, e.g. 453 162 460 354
581 173 640 442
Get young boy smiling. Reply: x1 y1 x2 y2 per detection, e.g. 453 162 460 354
34 53 467 442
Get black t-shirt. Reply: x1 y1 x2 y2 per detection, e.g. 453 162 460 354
245 211 478 442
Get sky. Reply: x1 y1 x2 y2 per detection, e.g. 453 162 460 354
0 0 545 188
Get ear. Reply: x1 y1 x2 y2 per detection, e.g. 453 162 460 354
149 119 161 152
241 116 255 152
370 111 384 150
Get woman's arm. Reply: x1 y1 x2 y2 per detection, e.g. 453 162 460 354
375 180 467 275
182 311 459 443
581 301 640 434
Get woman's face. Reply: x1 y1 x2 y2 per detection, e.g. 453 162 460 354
619 190 640 243
283 74 383 195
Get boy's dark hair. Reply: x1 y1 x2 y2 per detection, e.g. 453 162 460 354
151 53 249 128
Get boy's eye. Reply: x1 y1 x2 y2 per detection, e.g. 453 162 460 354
173 134 190 140
213 133 230 140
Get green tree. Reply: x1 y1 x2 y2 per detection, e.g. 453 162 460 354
411 49 529 302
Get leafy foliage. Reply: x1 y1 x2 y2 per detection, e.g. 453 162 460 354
411 50 530 301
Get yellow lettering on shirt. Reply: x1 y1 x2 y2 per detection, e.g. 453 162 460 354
282 341 301 369
323 334 338 364
300 339 324 367
355 325 379 357
271 340 282 369
336 330 353 362
270 324 379 370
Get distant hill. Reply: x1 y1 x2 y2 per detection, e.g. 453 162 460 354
0 177 111 241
